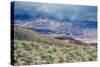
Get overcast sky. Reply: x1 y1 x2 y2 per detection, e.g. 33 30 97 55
13 1 97 22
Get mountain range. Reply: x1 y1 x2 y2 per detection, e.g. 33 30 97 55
13 16 97 43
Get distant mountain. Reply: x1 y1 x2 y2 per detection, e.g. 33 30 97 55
14 16 97 29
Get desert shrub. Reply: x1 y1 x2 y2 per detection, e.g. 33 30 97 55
41 55 54 64
13 40 97 65
52 48 57 52
47 50 52 53
21 57 33 65
41 41 49 45
58 57 64 63
21 42 34 51
47 47 56 53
